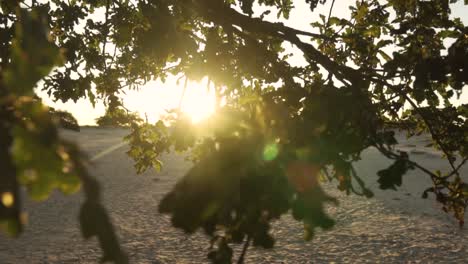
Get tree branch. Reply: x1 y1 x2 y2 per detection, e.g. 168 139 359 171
195 0 464 181
197 2 361 85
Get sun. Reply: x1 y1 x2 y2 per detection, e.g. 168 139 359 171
179 79 217 123
118 77 217 124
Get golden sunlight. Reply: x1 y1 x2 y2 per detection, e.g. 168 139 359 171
179 78 217 123
120 77 217 125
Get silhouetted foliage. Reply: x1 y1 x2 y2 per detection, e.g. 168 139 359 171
49 107 80 131
0 3 127 263
1 0 467 263
96 107 142 128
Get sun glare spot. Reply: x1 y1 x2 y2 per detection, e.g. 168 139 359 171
179 79 217 123
1 192 14 208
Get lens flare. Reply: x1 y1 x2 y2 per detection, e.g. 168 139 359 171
263 143 279 161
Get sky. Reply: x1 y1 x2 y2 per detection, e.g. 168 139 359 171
36 0 468 125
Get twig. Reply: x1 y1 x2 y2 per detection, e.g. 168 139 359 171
373 143 438 179
445 157 468 179
325 0 336 28
178 77 188 111
102 0 111 68
237 235 251 264
369 78 459 175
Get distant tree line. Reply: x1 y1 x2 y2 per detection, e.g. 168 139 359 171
95 107 142 128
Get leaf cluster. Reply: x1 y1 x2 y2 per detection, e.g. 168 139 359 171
0 4 127 263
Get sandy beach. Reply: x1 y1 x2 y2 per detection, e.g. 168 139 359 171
0 127 467 263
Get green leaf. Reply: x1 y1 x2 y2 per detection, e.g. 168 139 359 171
3 8 63 95
0 218 22 237
377 157 413 190
319 14 326 23
152 159 163 172
328 17 341 26
378 50 392 61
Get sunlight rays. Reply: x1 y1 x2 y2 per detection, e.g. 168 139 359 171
178 78 217 123
120 77 217 125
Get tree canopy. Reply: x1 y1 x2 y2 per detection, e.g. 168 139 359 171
49 107 81 131
1 0 467 263
96 106 142 127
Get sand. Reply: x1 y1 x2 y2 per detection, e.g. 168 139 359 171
0 127 467 263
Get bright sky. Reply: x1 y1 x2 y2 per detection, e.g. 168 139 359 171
36 1 468 125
